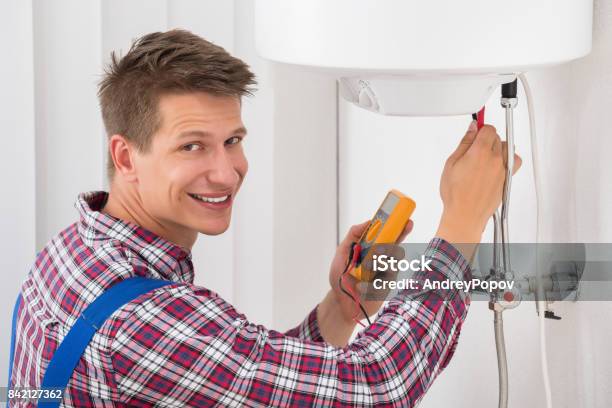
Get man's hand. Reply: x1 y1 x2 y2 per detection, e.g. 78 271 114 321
318 219 414 346
436 121 522 261
329 219 414 322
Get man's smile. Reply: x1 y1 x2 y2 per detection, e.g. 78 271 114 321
187 192 233 209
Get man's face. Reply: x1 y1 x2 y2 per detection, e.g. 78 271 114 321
133 92 248 237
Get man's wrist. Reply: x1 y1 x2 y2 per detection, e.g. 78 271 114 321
435 210 483 262
317 289 357 347
436 210 483 242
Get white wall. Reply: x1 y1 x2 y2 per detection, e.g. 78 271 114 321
338 1 611 406
0 0 337 385
1 0 36 386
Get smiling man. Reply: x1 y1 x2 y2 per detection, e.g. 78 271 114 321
102 91 248 248
10 29 520 407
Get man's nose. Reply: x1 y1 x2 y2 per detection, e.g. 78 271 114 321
207 148 239 187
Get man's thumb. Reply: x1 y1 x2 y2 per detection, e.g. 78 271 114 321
342 220 370 246
448 121 478 164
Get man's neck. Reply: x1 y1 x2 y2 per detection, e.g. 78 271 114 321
102 183 197 250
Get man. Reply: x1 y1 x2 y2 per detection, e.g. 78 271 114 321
10 29 521 406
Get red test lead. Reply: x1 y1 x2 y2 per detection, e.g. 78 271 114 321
471 106 485 130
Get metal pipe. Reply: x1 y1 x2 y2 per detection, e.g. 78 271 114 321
492 210 502 278
500 99 516 279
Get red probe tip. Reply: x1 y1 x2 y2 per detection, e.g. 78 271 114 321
476 106 485 130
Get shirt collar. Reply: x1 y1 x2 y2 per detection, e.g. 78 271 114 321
75 191 194 283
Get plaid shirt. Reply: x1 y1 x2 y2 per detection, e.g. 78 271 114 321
10 191 472 407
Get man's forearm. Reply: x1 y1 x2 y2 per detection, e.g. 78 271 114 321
317 289 358 347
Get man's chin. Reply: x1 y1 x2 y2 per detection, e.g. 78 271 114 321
196 222 231 236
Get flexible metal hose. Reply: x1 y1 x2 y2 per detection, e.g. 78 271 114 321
494 310 509 408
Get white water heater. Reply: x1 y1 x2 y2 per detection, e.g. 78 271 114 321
255 0 593 116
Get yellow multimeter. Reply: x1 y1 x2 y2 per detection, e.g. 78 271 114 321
350 189 416 282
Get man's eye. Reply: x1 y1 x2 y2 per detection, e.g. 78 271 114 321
182 143 202 152
226 136 243 146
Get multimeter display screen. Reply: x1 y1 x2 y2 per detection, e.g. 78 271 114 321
381 193 399 214
357 196 398 265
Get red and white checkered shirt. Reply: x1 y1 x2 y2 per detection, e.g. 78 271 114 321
10 191 472 407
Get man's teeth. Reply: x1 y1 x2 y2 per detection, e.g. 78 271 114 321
190 194 229 203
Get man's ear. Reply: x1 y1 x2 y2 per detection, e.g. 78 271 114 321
109 134 138 182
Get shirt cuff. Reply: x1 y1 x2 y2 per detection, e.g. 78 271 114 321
424 237 473 281
283 305 324 342
421 237 473 319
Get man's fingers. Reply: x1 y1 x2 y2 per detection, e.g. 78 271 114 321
473 125 499 150
342 220 370 246
501 142 523 175
342 216 414 252
397 219 414 243
513 154 522 175
362 244 405 270
448 121 478 164
493 136 503 155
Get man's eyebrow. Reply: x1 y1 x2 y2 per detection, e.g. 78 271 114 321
232 126 248 136
177 127 248 139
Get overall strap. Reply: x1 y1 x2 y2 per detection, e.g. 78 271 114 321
38 277 174 408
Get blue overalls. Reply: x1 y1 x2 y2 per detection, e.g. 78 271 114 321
7 277 174 408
